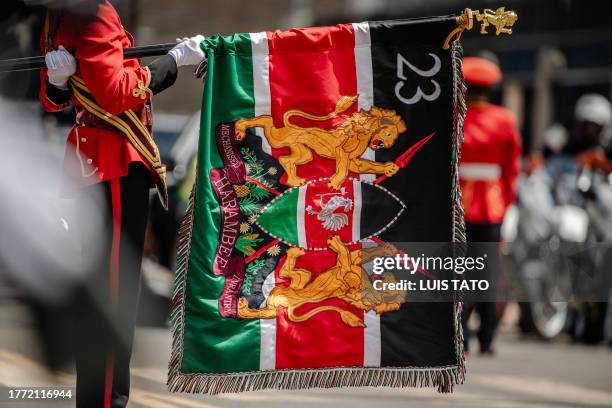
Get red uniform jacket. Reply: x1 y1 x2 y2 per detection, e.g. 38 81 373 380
39 1 157 190
460 103 522 224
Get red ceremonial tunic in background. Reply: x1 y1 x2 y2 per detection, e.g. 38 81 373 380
460 102 521 224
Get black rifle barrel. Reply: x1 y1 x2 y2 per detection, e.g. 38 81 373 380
0 43 176 72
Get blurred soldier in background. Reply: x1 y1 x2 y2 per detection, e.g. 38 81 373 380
460 55 522 354
572 95 612 176
544 95 611 205
543 94 612 344
38 0 205 406
569 95 612 345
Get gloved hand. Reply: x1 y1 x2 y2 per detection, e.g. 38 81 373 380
45 45 77 90
168 35 206 67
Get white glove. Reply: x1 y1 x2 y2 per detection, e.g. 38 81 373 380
45 45 77 90
168 35 206 67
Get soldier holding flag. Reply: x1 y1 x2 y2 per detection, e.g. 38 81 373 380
37 0 205 406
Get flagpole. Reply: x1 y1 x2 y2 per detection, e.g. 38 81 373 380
0 43 176 73
0 7 517 73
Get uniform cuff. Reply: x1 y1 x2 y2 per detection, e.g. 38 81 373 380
45 80 72 107
147 54 178 95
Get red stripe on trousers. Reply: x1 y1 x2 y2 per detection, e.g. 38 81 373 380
267 24 364 369
105 178 122 408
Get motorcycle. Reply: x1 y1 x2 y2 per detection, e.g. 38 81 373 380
504 155 612 340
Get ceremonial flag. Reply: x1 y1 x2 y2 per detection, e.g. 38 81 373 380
169 17 466 394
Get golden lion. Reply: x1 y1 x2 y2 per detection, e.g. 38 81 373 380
475 7 518 36
235 96 407 190
237 236 406 327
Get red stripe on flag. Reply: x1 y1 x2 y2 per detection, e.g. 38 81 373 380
304 179 354 248
267 24 364 369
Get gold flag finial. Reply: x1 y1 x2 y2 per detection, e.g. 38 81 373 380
443 7 518 49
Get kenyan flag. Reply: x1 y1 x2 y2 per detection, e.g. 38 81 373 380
169 17 466 394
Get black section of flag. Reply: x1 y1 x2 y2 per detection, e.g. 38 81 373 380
368 18 459 368
360 182 404 238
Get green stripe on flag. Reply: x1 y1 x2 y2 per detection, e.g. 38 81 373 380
181 33 261 374
256 187 299 247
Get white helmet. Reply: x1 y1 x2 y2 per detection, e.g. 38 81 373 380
574 94 612 127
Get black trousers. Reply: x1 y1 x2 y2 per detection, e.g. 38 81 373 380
73 164 150 408
462 222 501 353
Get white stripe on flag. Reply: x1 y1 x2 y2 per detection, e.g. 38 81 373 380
259 279 276 370
250 32 272 155
297 185 307 248
353 22 381 367
353 22 376 184
251 32 275 371
352 179 362 244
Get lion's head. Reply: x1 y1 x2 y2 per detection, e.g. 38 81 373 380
339 106 407 151
506 11 518 27
367 107 407 150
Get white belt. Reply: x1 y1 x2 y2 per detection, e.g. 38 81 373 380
460 163 501 181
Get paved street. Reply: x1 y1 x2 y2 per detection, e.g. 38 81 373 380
1 301 611 408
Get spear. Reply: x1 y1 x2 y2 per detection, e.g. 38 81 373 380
373 133 434 185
